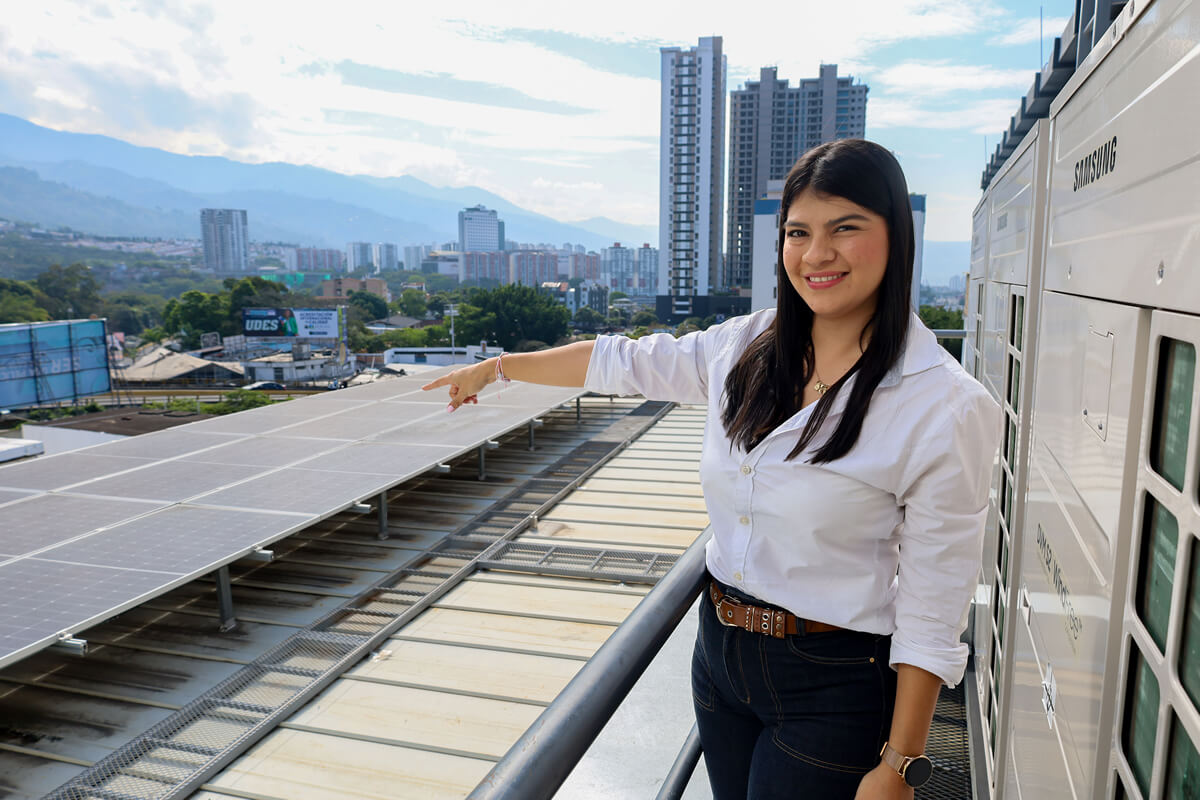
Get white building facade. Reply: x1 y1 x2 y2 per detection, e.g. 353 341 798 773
659 36 726 318
374 243 399 272
458 205 505 252
200 209 249 273
346 242 374 272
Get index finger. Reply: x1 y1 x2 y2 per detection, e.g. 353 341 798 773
421 375 452 391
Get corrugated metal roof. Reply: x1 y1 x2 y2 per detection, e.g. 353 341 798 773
0 396 706 799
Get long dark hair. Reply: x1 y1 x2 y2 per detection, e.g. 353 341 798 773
721 139 914 463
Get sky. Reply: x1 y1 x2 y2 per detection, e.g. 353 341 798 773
0 1 1071 244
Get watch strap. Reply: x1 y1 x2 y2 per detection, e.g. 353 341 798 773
879 741 932 787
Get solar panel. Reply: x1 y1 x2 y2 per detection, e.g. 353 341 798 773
0 453 156 491
0 558 179 665
0 494 166 557
33 505 307 573
0 369 583 668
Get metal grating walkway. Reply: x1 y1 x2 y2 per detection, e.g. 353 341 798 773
916 680 972 800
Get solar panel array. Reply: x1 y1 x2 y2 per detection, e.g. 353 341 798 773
0 372 583 668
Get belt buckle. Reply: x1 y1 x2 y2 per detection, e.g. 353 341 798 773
716 598 740 627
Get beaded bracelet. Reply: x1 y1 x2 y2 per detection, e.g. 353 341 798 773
495 352 512 385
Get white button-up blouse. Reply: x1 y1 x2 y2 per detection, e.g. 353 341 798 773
583 309 1002 686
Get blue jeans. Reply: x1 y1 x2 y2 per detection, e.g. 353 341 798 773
692 582 897 799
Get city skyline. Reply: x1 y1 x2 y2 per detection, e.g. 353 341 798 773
2 1 1070 248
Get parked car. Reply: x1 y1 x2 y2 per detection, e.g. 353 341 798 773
243 381 286 391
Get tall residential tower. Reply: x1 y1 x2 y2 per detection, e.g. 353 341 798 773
200 209 249 273
659 36 726 319
726 65 867 290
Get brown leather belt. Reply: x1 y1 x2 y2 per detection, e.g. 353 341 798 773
709 581 841 638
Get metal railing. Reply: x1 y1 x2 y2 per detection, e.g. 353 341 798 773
466 529 712 800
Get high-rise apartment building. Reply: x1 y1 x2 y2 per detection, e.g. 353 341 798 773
346 242 374 272
727 65 868 289
200 209 249 273
635 244 659 295
509 251 560 287
910 193 925 308
285 247 344 273
458 205 505 252
601 243 635 293
374 243 399 272
404 244 433 271
659 36 726 318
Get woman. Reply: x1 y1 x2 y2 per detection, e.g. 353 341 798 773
424 139 1000 799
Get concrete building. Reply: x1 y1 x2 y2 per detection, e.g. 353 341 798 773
569 252 601 282
750 181 786 313
200 208 249 273
909 193 925 309
458 205 505 252
460 252 508 285
404 244 433 270
727 65 868 290
346 242 374 272
374 243 399 272
285 247 344 273
659 36 726 318
509 251 561 287
318 277 390 302
635 244 659 295
600 243 636 293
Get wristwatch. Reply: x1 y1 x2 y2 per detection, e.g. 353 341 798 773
880 741 934 787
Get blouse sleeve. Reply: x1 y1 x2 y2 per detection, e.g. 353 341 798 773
583 328 716 404
890 382 1002 687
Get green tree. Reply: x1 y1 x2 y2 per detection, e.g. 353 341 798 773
700 315 718 330
610 291 628 300
34 263 102 319
457 285 569 351
573 306 605 332
919 305 964 360
631 310 658 327
0 291 49 323
379 327 428 348
162 290 229 347
675 320 700 337
348 290 389 321
226 276 291 326
396 288 427 318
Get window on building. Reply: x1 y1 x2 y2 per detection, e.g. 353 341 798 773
1137 496 1178 652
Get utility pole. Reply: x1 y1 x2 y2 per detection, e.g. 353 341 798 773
446 304 458 364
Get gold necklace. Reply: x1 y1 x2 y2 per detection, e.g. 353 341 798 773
812 369 830 395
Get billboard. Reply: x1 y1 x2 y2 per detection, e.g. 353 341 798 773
0 319 111 408
242 307 345 339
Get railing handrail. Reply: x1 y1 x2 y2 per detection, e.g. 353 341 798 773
466 528 713 800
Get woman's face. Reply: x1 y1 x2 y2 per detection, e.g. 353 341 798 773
781 189 890 325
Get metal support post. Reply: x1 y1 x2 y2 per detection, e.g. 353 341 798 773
478 443 487 481
377 490 389 540
576 396 581 424
215 565 237 633
528 418 543 451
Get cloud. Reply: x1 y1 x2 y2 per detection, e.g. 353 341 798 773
0 0 1021 228
333 61 595 115
869 97 1017 134
531 177 604 191
875 61 1034 96
990 17 1071 46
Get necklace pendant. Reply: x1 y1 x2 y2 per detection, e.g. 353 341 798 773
813 380 830 395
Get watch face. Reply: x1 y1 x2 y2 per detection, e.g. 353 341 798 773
903 755 934 787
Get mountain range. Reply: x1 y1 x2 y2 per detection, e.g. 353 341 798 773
0 114 657 251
